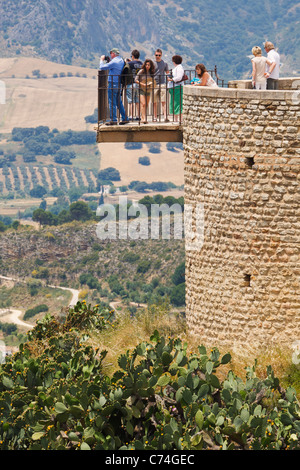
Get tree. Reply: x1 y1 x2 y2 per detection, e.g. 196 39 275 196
68 187 85 203
54 149 75 165
11 220 20 230
39 199 47 210
171 262 185 286
138 156 151 166
149 182 169 192
32 208 55 225
32 69 40 78
137 259 151 274
170 282 185 306
69 201 94 221
138 195 154 215
132 181 148 193
148 143 161 154
57 209 72 225
98 167 121 182
0 221 7 232
85 108 98 123
30 185 47 198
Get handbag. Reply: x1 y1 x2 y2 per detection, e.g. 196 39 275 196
181 73 188 82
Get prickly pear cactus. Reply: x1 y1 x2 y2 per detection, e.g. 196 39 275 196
0 304 299 450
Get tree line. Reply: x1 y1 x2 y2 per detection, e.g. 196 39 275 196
8 126 96 165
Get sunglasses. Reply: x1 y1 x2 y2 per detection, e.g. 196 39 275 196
155 54 161 57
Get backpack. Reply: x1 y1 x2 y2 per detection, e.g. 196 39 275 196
121 61 133 87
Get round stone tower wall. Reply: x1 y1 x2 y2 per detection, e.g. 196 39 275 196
183 85 300 349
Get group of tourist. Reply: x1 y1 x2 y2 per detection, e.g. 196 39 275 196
251 41 280 90
99 41 280 124
99 47 187 124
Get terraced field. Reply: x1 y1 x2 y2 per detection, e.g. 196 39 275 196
0 164 97 194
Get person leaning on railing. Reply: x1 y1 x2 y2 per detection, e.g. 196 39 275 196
190 64 218 87
167 55 185 121
135 59 156 124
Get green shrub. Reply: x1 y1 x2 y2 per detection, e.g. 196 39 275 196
122 252 140 263
170 282 185 306
24 304 49 321
137 259 151 274
172 262 185 286
0 322 17 335
0 312 299 450
138 156 151 166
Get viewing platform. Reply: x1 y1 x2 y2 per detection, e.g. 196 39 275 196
96 68 300 145
96 121 183 143
96 67 222 144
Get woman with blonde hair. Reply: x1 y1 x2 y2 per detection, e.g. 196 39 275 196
251 46 274 90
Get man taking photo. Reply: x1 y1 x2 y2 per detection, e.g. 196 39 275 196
99 48 129 125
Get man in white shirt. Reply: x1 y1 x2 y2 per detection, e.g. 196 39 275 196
264 41 280 90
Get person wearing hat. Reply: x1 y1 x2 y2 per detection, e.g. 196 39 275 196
99 48 129 125
264 41 280 90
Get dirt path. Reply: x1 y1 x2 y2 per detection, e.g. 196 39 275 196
0 308 34 329
0 275 146 330
48 285 79 307
0 275 81 329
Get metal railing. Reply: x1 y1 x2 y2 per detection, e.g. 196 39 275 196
98 66 224 126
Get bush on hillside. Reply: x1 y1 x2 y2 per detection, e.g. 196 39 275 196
138 156 151 166
24 304 49 320
98 167 121 182
29 185 47 198
170 282 185 306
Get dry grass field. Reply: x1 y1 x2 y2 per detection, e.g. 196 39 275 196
0 57 97 132
99 142 184 186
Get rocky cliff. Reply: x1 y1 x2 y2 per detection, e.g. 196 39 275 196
0 0 299 80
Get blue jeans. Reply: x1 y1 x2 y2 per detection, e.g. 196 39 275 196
126 85 139 104
108 87 127 122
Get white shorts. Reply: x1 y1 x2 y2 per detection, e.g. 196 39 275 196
255 81 267 90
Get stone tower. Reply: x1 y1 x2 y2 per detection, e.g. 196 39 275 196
183 84 299 348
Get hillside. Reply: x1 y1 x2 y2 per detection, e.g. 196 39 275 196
0 0 299 80
0 220 185 310
0 57 97 132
